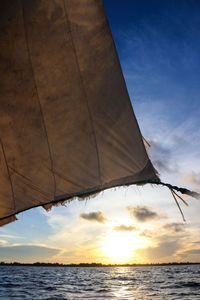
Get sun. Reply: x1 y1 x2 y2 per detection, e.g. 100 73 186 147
101 231 146 264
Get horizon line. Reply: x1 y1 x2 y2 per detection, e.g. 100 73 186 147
1 261 200 267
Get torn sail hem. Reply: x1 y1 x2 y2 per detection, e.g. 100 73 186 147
0 177 199 226
0 178 158 223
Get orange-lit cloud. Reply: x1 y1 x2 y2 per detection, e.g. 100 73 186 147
136 239 181 261
114 224 137 232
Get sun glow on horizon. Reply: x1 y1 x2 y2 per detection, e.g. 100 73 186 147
101 230 149 264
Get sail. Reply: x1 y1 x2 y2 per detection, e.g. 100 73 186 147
0 0 159 226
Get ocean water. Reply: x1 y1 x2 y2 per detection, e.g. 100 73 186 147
0 265 200 299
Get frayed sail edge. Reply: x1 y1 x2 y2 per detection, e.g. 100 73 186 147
0 215 17 227
0 180 199 226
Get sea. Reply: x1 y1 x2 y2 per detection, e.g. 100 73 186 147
0 264 200 299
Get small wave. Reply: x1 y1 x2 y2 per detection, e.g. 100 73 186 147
183 281 200 288
45 286 55 291
97 288 109 293
111 276 134 281
0 283 22 288
170 281 200 289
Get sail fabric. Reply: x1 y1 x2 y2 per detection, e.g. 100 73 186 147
0 0 158 225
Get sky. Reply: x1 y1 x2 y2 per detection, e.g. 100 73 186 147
1 0 200 264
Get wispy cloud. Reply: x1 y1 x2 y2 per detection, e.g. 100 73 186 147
182 249 200 255
178 248 200 261
163 223 185 233
79 211 107 224
148 139 177 174
180 171 200 188
127 206 158 222
136 239 181 261
0 240 7 245
139 230 153 238
0 234 23 239
0 245 61 262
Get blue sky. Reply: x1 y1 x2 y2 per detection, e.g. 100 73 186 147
104 0 200 120
1 0 200 264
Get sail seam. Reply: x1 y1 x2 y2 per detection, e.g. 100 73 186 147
21 0 56 200
9 166 52 201
0 139 16 211
63 0 102 185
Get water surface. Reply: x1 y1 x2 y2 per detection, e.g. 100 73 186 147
0 264 200 299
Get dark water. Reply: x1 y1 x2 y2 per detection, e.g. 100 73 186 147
0 265 200 299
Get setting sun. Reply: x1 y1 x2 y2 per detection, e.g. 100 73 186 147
101 231 149 264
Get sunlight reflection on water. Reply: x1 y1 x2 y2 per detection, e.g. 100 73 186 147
113 285 131 298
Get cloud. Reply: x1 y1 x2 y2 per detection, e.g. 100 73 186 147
79 211 107 224
0 240 7 245
147 139 183 174
127 206 158 222
139 230 153 238
180 171 200 187
136 239 181 260
149 139 173 173
178 248 200 261
114 224 137 232
0 234 22 239
192 241 200 245
59 250 75 257
182 249 200 255
163 223 185 233
0 245 60 262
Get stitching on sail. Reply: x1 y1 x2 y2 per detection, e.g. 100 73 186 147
63 0 102 186
21 0 56 200
95 118 144 171
54 171 84 189
0 139 16 211
8 166 52 201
